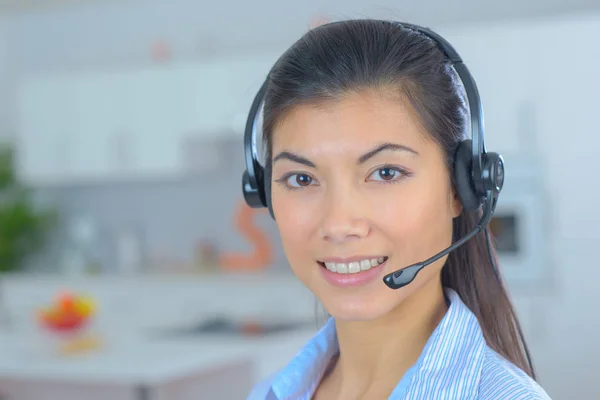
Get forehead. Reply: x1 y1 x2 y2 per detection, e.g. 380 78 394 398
271 90 429 155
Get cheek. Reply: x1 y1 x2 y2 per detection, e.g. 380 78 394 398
272 190 318 272
372 180 454 256
272 189 316 236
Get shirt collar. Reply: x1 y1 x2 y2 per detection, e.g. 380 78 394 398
271 289 486 399
271 317 339 399
403 289 486 398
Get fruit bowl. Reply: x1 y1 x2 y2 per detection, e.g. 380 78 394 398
36 291 101 355
37 292 96 334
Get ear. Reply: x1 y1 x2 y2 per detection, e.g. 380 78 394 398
450 186 463 218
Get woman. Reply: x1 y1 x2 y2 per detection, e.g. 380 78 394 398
246 19 551 399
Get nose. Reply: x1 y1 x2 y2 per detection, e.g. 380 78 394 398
318 189 371 243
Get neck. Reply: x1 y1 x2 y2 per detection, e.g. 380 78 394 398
328 281 448 399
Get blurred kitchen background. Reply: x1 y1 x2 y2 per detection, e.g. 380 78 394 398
0 0 598 399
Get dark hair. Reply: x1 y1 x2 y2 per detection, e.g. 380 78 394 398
261 19 535 378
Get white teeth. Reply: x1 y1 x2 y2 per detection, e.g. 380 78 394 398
322 257 386 274
348 262 360 273
360 260 371 271
336 263 348 273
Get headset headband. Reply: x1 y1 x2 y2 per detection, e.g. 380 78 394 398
243 79 268 207
242 21 490 207
398 23 487 193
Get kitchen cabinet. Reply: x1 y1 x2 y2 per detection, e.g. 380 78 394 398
14 55 275 186
112 68 187 178
0 359 253 400
15 74 72 184
68 73 117 181
16 68 187 185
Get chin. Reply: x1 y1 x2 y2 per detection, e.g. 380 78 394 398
317 286 409 322
327 304 392 322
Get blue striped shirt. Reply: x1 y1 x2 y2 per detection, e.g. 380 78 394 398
247 289 551 399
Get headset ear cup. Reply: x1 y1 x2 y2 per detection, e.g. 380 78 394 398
453 140 482 212
264 162 275 220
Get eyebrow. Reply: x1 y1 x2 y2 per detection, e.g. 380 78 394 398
273 151 316 168
358 142 419 164
272 142 418 168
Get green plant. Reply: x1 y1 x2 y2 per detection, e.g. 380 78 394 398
0 143 57 272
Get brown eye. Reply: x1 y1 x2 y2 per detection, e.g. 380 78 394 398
287 173 313 188
367 166 407 183
377 167 397 180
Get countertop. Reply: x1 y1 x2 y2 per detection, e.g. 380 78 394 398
0 323 318 386
0 273 324 385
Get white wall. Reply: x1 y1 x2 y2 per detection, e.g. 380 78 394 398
527 15 600 399
440 14 600 399
0 19 14 142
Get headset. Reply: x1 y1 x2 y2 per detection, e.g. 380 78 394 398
240 21 535 379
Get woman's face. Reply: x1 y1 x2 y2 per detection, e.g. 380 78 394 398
270 90 461 321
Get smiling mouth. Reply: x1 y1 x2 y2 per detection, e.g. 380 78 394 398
317 257 388 274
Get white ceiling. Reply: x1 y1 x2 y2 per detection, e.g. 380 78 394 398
0 0 94 13
2 0 598 20
3 0 600 56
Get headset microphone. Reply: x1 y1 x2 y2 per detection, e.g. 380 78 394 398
383 189 498 290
